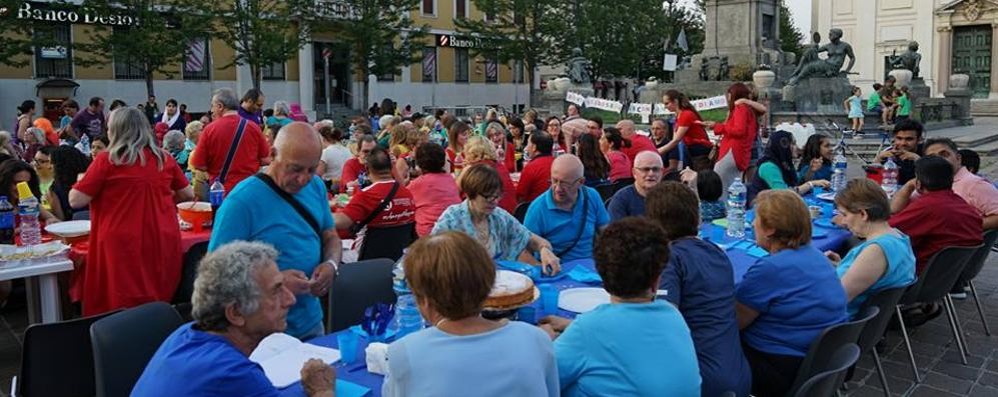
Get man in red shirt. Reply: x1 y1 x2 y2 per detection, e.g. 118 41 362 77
616 120 657 163
889 156 982 275
335 147 415 236
517 131 555 203
191 88 271 193
339 135 377 193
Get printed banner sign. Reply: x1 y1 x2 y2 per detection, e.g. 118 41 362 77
691 95 728 111
565 91 585 106
627 103 652 115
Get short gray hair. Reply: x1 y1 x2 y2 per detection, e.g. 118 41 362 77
273 100 289 116
192 241 279 331
24 127 46 145
212 88 240 111
163 130 186 152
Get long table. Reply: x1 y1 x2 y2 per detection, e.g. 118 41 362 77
279 200 851 396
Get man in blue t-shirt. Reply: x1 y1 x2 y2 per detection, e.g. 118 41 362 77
132 241 335 397
210 122 343 340
525 155 610 262
608 151 664 221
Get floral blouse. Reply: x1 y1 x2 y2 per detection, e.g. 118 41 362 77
431 200 532 260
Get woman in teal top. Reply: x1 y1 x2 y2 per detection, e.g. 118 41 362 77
540 218 701 397
747 130 829 205
825 179 916 317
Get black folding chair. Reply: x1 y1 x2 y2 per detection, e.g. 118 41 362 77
15 310 120 397
513 201 530 223
90 302 184 397
595 183 617 203
357 223 417 263
856 285 909 397
894 244 980 382
958 229 998 336
792 344 861 397
326 258 397 333
172 241 208 304
786 306 878 396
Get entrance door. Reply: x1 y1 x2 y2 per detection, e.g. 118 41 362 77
952 25 992 98
313 42 352 112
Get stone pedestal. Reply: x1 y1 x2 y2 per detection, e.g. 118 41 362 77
539 84 594 117
944 74 974 126
908 78 931 101
889 69 913 90
780 77 853 113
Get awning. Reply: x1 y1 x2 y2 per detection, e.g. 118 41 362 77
35 78 80 97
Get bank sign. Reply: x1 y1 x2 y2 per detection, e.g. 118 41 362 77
435 34 499 50
10 2 138 26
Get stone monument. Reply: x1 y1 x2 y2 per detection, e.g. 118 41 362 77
780 29 856 114
539 48 595 117
889 41 930 100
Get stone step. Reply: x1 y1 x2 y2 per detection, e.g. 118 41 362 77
971 100 998 117
972 140 998 156
953 131 998 148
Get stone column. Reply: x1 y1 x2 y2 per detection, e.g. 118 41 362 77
936 26 952 94
991 23 998 98
298 42 316 118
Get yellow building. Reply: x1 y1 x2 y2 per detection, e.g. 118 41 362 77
0 0 529 124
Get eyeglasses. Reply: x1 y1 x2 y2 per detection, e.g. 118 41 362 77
550 178 582 187
634 166 663 174
481 192 503 202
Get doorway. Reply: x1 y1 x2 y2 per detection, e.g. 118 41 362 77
952 25 992 99
314 42 352 112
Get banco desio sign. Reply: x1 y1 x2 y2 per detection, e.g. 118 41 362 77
5 2 138 27
435 34 499 50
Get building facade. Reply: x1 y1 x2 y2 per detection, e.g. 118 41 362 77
811 0 998 106
0 0 530 125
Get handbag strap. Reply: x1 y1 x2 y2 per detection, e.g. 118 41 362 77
351 181 399 234
255 173 322 242
556 188 588 258
218 118 249 185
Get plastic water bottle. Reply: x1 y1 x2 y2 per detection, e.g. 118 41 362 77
390 250 424 338
832 151 848 193
16 182 41 246
726 177 747 239
77 134 91 156
0 196 14 245
209 179 224 211
882 157 899 198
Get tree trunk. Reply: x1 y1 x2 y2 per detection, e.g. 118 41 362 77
526 62 537 108
251 63 261 90
360 65 370 112
145 63 155 99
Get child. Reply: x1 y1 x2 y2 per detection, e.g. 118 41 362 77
895 86 912 121
844 86 864 132
867 83 883 120
959 149 980 175
696 169 726 222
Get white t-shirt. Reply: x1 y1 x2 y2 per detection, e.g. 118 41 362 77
321 144 351 181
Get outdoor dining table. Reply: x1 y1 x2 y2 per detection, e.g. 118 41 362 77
277 195 852 397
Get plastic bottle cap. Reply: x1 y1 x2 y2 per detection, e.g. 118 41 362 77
16 182 33 200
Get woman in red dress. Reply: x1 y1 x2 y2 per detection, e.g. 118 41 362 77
701 83 768 193
485 121 516 173
446 121 471 174
70 108 194 315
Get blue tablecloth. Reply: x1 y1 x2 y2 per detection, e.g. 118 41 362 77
279 198 851 396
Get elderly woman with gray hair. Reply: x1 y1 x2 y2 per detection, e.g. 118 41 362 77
132 241 336 397
69 107 194 315
266 100 293 128
163 130 191 171
20 127 48 163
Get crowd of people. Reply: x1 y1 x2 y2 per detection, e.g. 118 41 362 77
4 80 997 397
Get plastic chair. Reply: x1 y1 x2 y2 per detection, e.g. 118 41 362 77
894 244 981 382
786 306 878 396
513 201 530 223
594 183 617 203
958 229 998 336
14 310 120 397
357 223 417 263
856 285 909 397
90 302 184 397
172 241 208 304
326 258 397 333
173 302 194 323
791 344 861 397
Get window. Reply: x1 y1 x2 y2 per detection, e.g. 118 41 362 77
422 47 436 82
378 71 395 82
422 0 435 15
262 61 285 80
184 38 211 81
113 28 146 80
485 53 497 83
455 0 467 19
34 24 72 79
454 48 469 83
513 60 525 84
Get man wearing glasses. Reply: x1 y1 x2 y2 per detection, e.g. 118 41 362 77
340 135 378 193
524 155 610 262
607 151 664 221
875 118 923 185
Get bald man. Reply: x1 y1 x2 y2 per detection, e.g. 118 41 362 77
524 155 610 262
209 122 343 340
607 151 664 221
616 119 658 165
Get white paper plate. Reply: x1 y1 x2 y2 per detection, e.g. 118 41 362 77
558 288 611 313
817 192 836 201
44 220 91 238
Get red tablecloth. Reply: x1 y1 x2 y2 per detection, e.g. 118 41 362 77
67 228 211 302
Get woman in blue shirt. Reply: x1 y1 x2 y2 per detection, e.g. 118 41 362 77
382 232 559 397
433 163 560 274
539 218 701 397
646 181 751 397
736 190 849 397
797 133 834 183
825 179 915 317
748 130 829 205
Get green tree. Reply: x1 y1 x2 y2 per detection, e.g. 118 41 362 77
0 0 74 68
209 0 331 90
573 0 671 81
75 0 211 97
779 0 804 56
335 0 428 111
456 0 570 103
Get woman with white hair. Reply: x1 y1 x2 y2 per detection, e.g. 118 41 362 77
20 127 48 163
163 130 191 171
69 107 195 315
265 101 292 128
0 131 18 157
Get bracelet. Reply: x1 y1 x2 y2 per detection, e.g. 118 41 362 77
807 181 814 189
324 259 339 275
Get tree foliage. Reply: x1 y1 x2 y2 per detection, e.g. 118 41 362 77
779 0 804 57
75 0 211 97
334 0 428 111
